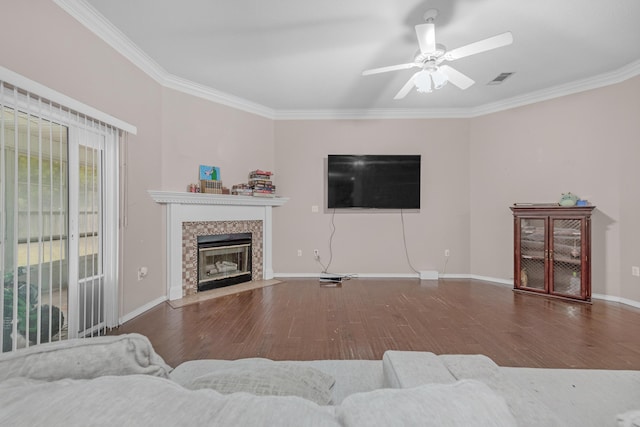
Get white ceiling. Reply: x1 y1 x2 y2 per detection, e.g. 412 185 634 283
70 0 640 118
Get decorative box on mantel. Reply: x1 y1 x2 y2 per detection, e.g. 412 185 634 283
149 191 289 301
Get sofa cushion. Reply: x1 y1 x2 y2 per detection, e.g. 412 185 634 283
170 357 273 385
439 354 501 379
382 350 457 388
336 379 517 427
300 360 384 404
502 367 640 427
0 333 171 382
617 410 640 427
0 375 340 427
171 358 383 405
185 364 335 405
383 351 566 426
440 356 566 426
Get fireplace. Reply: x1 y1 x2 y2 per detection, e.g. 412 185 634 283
197 233 252 291
148 190 288 300
182 220 263 296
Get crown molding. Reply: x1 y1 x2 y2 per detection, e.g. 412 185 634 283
162 75 275 119
55 0 640 121
467 59 640 117
53 0 167 85
272 107 472 120
54 0 276 119
277 60 640 120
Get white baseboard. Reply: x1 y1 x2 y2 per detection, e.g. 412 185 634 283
168 284 183 301
457 275 640 308
274 272 324 278
275 272 419 279
591 293 640 309
276 272 510 284
354 273 417 278
274 272 640 309
120 296 167 324
116 275 640 325
419 270 438 280
465 275 513 287
439 273 473 279
275 272 509 281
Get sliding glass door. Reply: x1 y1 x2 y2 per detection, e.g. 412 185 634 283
1 106 68 351
1 84 119 352
70 132 106 338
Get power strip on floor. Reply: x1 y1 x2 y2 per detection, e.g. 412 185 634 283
319 275 343 283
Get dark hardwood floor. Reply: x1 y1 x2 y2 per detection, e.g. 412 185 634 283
110 278 640 370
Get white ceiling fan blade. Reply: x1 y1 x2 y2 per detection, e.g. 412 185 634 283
439 65 475 90
415 23 436 54
445 31 513 61
362 63 416 76
393 72 420 100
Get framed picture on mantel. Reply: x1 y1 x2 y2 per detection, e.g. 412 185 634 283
199 165 220 181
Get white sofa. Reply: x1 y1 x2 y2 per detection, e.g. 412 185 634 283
0 333 638 426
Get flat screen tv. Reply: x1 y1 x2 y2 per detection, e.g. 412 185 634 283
327 154 421 209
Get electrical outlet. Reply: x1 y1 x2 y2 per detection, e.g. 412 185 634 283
314 249 320 259
632 266 640 277
137 266 148 281
297 249 302 257
444 249 450 257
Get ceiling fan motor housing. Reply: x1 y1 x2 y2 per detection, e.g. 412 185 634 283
362 8 513 100
415 44 446 64
423 9 439 22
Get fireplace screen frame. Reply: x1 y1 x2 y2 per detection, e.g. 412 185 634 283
197 232 252 292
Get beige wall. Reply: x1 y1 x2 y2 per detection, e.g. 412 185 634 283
160 89 275 191
1 0 166 315
3 0 639 319
1 0 275 317
273 119 471 275
469 76 640 300
619 76 640 303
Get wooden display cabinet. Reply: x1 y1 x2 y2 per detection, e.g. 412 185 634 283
510 205 595 302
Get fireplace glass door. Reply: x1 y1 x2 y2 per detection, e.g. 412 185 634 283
199 243 250 281
197 232 252 291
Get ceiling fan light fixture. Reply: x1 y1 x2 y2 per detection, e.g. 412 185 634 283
414 68 448 94
365 8 511 100
430 69 448 90
414 70 432 93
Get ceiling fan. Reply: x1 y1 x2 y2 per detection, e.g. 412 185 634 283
362 9 513 99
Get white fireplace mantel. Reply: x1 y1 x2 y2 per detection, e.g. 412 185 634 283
149 191 289 207
149 191 289 300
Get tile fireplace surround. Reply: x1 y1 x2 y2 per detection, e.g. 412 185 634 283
149 191 288 301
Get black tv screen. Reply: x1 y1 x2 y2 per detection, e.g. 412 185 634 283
327 155 421 209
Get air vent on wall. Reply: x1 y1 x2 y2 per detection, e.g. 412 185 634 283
487 72 515 85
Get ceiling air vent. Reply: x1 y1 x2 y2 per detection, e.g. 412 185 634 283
487 72 514 85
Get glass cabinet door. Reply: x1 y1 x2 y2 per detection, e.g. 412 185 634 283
518 218 547 291
512 205 592 302
550 218 583 298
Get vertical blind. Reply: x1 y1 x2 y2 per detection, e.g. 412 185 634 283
1 79 123 352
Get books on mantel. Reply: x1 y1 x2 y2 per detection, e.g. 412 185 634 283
249 169 272 179
252 190 276 198
231 183 253 196
232 170 277 197
249 169 276 197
